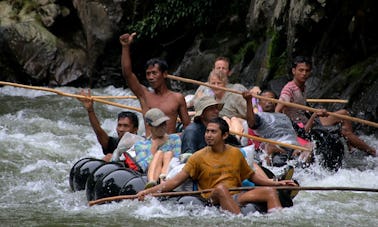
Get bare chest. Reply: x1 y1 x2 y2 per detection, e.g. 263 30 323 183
142 92 180 118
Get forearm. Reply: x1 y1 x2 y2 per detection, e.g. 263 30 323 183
143 171 187 194
121 46 133 78
250 172 277 186
120 46 144 97
144 179 175 194
87 110 109 146
275 103 284 113
304 113 317 132
245 98 255 128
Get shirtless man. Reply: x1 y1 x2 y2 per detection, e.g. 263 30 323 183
119 32 190 136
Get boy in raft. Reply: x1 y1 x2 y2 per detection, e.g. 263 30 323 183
134 108 181 188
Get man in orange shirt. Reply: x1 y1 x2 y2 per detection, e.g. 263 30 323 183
137 117 297 214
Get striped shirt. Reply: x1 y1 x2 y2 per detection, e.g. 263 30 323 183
279 81 308 124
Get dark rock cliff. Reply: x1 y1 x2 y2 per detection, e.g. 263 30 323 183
0 0 377 134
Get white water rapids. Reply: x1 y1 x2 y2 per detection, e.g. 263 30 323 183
0 85 377 226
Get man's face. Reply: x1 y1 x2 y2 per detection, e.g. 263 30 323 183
202 105 220 122
117 117 137 138
292 63 311 84
146 64 165 89
205 122 225 146
214 60 230 76
259 92 276 113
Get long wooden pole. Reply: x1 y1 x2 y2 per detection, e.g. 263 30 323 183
306 99 348 103
0 81 310 150
0 81 142 113
93 96 348 103
88 186 378 206
166 75 378 128
230 130 309 151
93 95 138 99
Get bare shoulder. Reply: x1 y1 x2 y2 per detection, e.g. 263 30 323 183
169 90 186 102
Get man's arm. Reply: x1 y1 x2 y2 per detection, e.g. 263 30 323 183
177 94 191 129
77 90 109 149
119 33 145 98
243 91 256 128
304 109 328 132
250 171 297 186
137 170 190 200
275 103 285 113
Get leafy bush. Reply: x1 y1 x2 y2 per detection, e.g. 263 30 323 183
127 0 249 40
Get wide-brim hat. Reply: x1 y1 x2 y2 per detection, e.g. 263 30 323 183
194 96 224 118
145 108 170 127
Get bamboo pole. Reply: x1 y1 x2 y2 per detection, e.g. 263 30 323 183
0 81 310 150
166 75 378 128
230 130 310 151
0 81 142 113
93 95 138 99
306 99 348 103
88 186 378 206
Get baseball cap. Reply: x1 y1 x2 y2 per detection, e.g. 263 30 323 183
145 108 170 127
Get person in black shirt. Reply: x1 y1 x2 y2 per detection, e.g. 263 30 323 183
78 89 139 161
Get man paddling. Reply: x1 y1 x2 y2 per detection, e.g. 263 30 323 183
275 56 376 156
77 89 140 162
243 90 314 166
137 117 297 214
119 32 190 137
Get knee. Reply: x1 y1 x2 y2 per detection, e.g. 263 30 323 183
163 151 173 158
212 184 229 197
336 109 350 116
264 187 278 198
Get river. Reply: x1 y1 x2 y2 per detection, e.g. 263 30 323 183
0 85 377 226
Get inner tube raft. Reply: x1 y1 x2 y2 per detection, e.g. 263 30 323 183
69 158 294 215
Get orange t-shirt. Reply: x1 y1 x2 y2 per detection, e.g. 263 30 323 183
183 145 254 198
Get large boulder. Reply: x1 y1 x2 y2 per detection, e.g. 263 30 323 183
0 0 123 85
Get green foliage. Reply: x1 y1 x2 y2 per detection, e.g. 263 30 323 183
267 28 287 77
344 61 365 80
8 0 38 14
127 0 247 40
5 0 40 22
232 40 258 64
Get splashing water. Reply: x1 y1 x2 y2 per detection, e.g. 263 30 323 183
1 85 377 226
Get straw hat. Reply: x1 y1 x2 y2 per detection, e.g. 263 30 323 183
194 96 224 118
